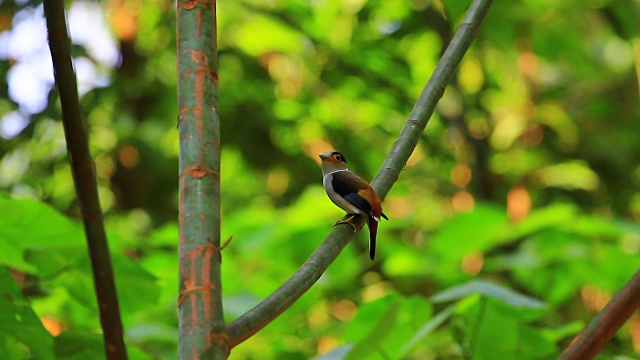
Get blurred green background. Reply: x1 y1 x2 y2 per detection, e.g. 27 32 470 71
1 0 640 359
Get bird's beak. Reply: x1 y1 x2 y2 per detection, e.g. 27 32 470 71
319 152 331 160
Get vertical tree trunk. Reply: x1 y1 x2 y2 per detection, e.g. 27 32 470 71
177 0 227 358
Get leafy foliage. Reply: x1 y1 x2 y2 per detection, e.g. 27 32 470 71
1 0 639 359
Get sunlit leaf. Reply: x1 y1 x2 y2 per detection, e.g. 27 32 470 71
431 280 545 309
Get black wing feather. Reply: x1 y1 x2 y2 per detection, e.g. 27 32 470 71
344 193 373 214
332 172 372 214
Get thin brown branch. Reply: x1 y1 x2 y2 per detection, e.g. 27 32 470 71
560 268 640 360
42 1 127 359
227 0 493 348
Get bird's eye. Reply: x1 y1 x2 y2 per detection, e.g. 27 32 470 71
335 155 342 161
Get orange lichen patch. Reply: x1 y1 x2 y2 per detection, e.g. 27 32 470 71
452 191 474 213
451 163 472 187
194 7 202 36
331 300 357 322
118 144 140 169
182 164 218 181
183 0 199 10
190 168 207 178
184 49 209 65
580 285 611 312
41 317 63 336
461 251 484 275
206 332 230 348
507 187 531 222
182 51 215 125
178 243 219 327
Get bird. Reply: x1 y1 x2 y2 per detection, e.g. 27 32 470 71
319 151 388 260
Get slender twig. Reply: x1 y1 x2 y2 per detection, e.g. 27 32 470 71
43 2 127 359
227 0 493 348
560 268 640 360
177 0 228 358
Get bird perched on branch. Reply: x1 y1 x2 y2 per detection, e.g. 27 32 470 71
319 151 388 260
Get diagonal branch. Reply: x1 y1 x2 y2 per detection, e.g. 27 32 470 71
227 0 493 348
43 1 127 359
559 268 640 360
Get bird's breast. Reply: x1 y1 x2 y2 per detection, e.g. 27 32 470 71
323 173 364 216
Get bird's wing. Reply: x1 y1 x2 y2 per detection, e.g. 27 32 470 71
332 171 381 217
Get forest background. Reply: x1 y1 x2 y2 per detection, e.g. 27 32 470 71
0 0 639 359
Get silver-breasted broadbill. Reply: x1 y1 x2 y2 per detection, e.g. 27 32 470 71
319 151 388 260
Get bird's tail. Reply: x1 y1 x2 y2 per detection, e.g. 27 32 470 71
368 217 378 260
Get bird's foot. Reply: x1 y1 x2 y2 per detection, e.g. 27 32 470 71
334 214 358 232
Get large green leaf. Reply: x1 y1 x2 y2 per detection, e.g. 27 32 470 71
451 297 558 360
0 267 55 359
26 247 159 314
0 198 83 272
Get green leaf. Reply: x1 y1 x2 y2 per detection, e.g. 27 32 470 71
234 15 305 55
431 280 545 309
344 298 401 360
430 204 509 259
511 203 578 238
516 326 557 358
25 246 86 278
463 298 520 360
397 304 455 358
0 198 83 272
0 267 55 359
26 247 159 314
383 296 433 357
534 161 599 190
54 330 105 360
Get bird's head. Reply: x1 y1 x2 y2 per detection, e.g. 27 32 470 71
319 151 348 173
